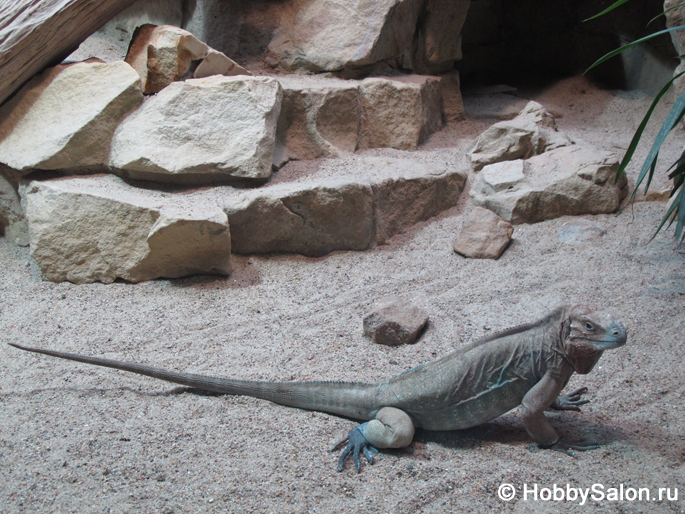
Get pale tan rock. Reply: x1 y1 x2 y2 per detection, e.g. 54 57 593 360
193 48 251 79
441 71 466 122
372 158 467 245
363 296 428 346
220 155 466 255
223 180 375 257
110 75 282 185
470 145 629 224
558 219 607 244
125 24 208 94
360 75 443 151
0 61 143 173
273 75 361 166
0 0 137 106
0 170 28 246
413 0 471 73
453 207 513 259
468 101 573 171
267 0 423 72
24 174 231 284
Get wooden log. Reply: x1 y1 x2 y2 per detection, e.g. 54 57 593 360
0 0 136 106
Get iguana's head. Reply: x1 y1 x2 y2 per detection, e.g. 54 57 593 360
562 305 627 374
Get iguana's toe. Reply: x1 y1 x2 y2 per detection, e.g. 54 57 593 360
547 440 601 458
337 424 378 473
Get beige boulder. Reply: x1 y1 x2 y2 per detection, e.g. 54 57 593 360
267 0 423 72
453 207 513 259
413 0 471 73
193 48 251 79
221 155 466 255
0 61 143 173
363 296 429 346
360 76 443 150
558 219 607 243
274 75 361 166
470 145 629 224
110 75 282 185
0 171 28 246
468 101 573 171
371 157 467 245
125 24 208 94
24 175 231 284
223 180 375 256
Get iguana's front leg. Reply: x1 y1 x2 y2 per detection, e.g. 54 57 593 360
520 375 599 456
337 407 415 473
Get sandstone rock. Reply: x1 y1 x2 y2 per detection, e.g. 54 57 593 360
110 75 282 185
371 158 467 245
0 171 28 246
273 76 361 167
223 180 375 256
193 48 251 79
413 0 471 74
125 24 208 94
468 101 573 171
363 296 428 346
441 71 466 122
665 0 685 96
558 219 607 243
0 61 143 173
220 155 466 255
0 0 137 106
360 75 443 150
453 207 513 259
24 175 231 284
470 145 628 224
267 0 423 72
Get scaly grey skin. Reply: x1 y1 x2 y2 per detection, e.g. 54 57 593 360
8 304 627 473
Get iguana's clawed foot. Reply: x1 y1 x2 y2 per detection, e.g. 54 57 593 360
552 387 590 411
547 439 601 458
337 424 379 473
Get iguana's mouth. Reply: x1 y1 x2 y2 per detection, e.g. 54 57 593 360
582 338 626 349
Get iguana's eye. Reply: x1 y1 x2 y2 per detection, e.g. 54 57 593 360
584 322 594 331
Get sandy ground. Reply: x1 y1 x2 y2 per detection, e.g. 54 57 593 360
1 75 685 513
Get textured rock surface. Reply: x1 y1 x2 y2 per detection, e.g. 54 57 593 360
468 101 573 171
110 75 282 185
665 0 685 96
371 157 467 245
413 0 471 73
125 24 208 94
224 180 374 256
363 296 429 346
0 171 28 246
453 206 513 259
470 145 628 224
267 0 423 72
360 75 443 150
0 0 136 106
222 155 466 255
0 61 143 173
24 175 231 284
193 48 251 79
558 218 607 243
274 76 361 166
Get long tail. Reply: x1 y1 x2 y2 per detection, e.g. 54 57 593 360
8 343 380 420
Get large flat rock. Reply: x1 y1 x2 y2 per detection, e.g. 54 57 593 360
25 174 231 283
221 155 466 255
274 74 443 167
0 61 143 173
470 145 629 224
110 75 282 185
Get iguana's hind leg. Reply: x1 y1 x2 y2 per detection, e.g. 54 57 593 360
337 407 415 473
